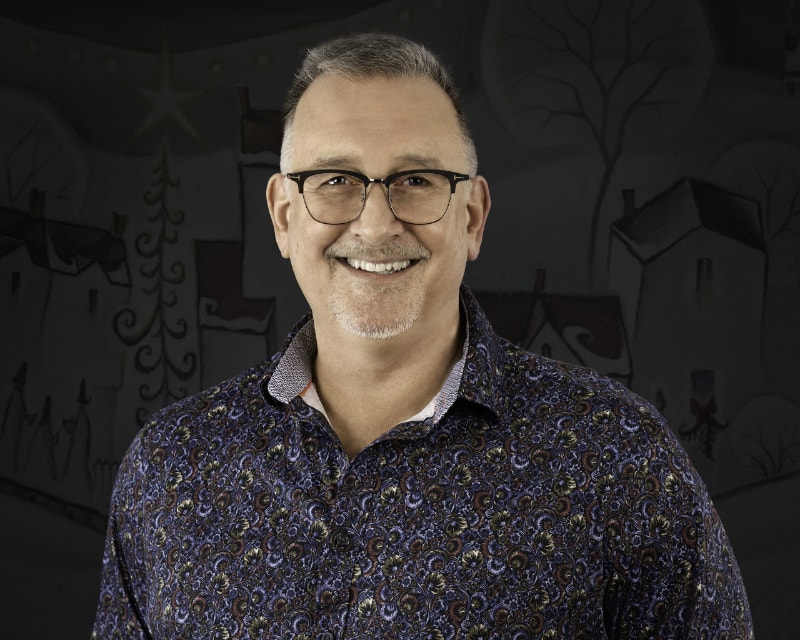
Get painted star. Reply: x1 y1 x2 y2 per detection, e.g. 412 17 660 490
129 34 203 144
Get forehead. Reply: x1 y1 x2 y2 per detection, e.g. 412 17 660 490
289 74 465 169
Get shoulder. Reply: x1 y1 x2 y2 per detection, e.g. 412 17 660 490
488 339 698 489
143 359 276 443
113 357 284 501
492 336 649 419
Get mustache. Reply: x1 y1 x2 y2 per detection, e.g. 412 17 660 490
324 240 432 261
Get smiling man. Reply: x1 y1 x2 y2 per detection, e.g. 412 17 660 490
266 68 489 457
92 33 753 639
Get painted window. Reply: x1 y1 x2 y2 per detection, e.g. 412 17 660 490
696 257 713 308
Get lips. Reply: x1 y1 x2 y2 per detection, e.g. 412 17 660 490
325 240 431 275
345 258 412 274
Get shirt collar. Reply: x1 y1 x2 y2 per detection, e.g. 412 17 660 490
263 284 502 421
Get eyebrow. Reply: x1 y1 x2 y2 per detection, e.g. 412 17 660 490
393 153 440 168
311 155 356 169
309 153 442 171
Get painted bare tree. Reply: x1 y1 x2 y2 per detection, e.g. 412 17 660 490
711 140 800 287
482 0 712 287
744 423 800 477
732 396 800 479
0 88 86 218
4 122 69 207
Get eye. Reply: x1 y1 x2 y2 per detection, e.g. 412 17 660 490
306 172 361 191
324 174 352 187
400 174 433 188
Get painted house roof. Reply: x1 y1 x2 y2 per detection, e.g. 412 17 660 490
612 178 764 262
529 294 629 361
0 201 130 285
474 289 630 365
471 290 536 348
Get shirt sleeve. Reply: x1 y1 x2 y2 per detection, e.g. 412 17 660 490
91 432 153 640
600 405 754 639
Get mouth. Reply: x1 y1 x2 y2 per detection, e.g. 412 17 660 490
344 258 413 274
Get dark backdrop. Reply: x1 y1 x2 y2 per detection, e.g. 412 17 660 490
0 1 798 637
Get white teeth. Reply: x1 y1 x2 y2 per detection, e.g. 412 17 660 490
346 258 412 273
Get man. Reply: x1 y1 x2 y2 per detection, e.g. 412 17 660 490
92 33 753 639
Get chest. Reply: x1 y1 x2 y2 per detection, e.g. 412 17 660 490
141 431 610 639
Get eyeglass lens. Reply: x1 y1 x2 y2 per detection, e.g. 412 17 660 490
301 172 453 224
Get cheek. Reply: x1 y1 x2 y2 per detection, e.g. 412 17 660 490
288 228 304 259
287 223 336 269
439 223 469 260
424 230 469 286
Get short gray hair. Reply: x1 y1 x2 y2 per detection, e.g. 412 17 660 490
280 32 477 174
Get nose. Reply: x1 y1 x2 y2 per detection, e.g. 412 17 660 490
348 181 404 241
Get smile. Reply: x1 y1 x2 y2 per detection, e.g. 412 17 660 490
345 258 412 274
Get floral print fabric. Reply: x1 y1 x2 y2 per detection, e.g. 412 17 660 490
92 286 753 639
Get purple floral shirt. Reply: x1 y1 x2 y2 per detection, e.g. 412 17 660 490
92 286 753 639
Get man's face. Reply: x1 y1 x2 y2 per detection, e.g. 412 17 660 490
267 74 490 340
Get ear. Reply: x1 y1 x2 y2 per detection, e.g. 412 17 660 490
266 172 292 259
464 175 491 261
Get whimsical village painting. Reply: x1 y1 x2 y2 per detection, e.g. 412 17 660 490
0 1 798 637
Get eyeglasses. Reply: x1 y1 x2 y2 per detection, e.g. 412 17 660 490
285 169 471 225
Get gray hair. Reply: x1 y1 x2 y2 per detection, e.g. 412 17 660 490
280 32 477 174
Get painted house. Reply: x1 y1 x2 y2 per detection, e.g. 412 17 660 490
475 271 632 384
608 178 766 442
525 293 632 385
239 84 310 340
239 87 283 155
195 240 276 388
0 189 130 504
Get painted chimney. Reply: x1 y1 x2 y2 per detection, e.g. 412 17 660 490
534 268 546 292
111 211 128 238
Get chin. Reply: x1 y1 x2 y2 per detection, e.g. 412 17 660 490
331 297 422 340
327 277 428 340
335 313 417 340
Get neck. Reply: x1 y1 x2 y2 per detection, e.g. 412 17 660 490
311 299 463 458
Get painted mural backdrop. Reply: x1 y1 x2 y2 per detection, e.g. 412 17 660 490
0 1 798 637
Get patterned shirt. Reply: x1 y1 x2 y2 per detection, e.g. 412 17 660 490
92 286 753 639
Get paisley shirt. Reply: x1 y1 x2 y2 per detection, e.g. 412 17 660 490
92 286 753 639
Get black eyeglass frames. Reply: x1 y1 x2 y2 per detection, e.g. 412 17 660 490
285 169 471 225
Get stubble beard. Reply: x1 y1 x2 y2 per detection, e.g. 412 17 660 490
330 278 425 339
325 240 430 340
